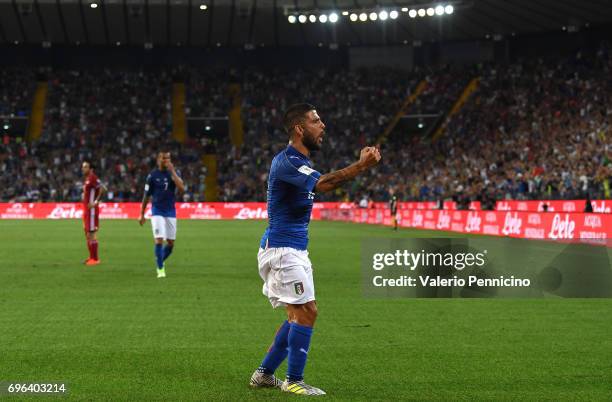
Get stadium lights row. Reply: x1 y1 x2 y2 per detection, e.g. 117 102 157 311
287 4 453 24
403 5 455 18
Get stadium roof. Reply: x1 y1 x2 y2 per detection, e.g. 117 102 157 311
0 0 611 47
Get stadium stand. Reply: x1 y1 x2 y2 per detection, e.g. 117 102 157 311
0 46 610 204
0 67 36 117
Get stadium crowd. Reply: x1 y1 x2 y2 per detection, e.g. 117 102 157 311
391 47 612 207
0 67 35 117
217 67 422 201
0 46 610 204
218 49 610 205
1 68 206 202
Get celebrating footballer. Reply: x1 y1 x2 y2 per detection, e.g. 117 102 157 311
249 103 381 395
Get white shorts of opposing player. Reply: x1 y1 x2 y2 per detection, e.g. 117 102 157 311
258 247 315 308
151 216 177 240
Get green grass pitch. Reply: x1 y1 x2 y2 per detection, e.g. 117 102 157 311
1 220 611 401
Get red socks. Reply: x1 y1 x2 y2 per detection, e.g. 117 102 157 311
91 240 98 260
87 240 99 260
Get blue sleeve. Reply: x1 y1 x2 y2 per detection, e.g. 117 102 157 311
277 158 321 192
144 174 153 196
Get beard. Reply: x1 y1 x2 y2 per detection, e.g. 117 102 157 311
303 130 322 152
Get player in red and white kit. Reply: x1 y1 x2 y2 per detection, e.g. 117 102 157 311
82 160 106 266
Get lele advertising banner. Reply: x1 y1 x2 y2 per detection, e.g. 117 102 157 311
321 208 611 246
345 200 607 212
1 200 608 220
0 202 354 220
0 202 609 245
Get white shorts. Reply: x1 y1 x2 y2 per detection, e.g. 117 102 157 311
151 216 177 240
258 247 315 308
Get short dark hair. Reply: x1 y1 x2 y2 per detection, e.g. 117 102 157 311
283 103 316 134
83 159 95 170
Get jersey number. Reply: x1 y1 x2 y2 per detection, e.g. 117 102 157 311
164 182 168 190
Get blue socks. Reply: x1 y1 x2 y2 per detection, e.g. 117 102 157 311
154 244 164 269
260 320 291 374
163 245 173 261
286 323 313 382
258 321 314 380
155 244 174 268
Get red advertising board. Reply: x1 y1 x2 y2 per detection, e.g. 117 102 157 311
372 199 608 212
320 208 611 246
0 202 353 220
1 201 608 222
1 202 608 245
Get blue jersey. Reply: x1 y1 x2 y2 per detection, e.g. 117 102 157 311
260 145 321 251
145 169 180 217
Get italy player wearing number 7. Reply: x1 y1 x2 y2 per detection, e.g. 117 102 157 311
249 104 381 395
139 151 185 278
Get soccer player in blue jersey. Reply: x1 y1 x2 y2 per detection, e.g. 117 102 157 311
139 151 185 278
249 104 381 395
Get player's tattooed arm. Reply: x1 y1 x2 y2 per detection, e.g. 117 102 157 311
315 146 381 193
315 162 366 193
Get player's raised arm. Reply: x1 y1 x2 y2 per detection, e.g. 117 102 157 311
166 161 185 193
315 146 381 193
